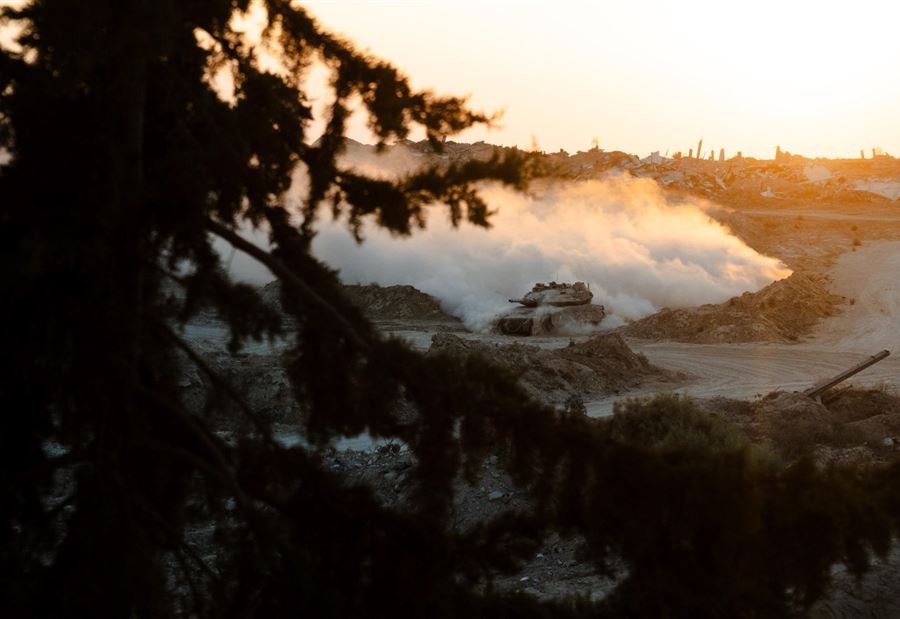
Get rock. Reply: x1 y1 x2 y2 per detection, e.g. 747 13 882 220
488 490 504 501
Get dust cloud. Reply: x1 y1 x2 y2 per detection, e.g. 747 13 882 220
312 175 791 330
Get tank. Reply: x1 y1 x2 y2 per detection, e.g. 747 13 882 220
497 282 605 335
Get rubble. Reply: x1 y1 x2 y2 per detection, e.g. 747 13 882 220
331 136 900 208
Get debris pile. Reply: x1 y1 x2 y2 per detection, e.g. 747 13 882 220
547 148 900 205
622 273 845 343
825 387 900 441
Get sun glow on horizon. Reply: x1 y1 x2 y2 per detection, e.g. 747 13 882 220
303 0 900 159
4 0 899 159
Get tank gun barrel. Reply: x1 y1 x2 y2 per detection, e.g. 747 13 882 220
803 350 890 399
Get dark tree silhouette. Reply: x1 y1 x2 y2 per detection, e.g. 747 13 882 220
2 2 900 617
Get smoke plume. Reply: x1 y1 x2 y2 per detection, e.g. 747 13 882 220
311 175 791 330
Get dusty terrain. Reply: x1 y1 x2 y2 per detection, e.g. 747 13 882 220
181 146 900 616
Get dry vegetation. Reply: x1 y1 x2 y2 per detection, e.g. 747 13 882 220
698 386 900 464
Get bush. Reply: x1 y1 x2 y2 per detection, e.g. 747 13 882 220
607 393 750 454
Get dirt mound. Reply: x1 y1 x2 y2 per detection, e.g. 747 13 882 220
622 273 844 343
826 387 900 423
752 390 832 426
428 332 673 405
730 391 869 460
342 284 456 321
260 281 458 322
825 388 900 449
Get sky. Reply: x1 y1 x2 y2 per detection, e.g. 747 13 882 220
3 0 900 158
301 0 900 159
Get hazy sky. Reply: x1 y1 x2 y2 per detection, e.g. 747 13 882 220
304 0 900 158
4 1 900 158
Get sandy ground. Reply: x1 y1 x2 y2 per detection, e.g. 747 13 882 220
545 239 900 416
180 199 900 614
184 205 900 429
374 236 900 418
813 239 900 352
585 341 900 416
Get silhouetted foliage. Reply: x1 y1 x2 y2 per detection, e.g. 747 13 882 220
2 2 900 618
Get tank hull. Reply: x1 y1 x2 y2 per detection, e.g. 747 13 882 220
496 304 606 336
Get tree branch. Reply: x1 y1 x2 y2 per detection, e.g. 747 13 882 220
204 218 369 349
136 384 245 504
160 321 274 441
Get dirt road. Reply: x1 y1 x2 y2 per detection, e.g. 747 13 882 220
813 240 900 352
584 341 900 416
583 239 900 415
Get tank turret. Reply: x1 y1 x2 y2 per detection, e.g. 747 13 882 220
508 281 593 308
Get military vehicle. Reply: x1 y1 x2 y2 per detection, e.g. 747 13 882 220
497 282 605 335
